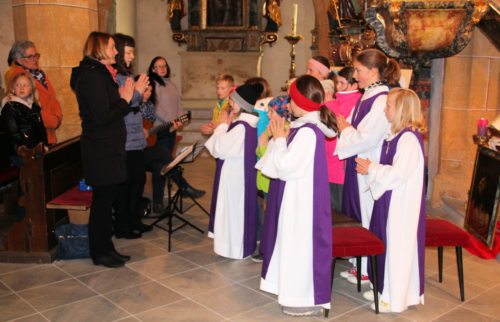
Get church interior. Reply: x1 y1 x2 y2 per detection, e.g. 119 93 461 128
0 0 499 321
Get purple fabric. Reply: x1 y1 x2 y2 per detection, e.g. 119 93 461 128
342 92 388 222
367 129 426 296
207 120 258 257
260 124 332 305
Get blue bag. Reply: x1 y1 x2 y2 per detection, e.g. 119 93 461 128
54 224 90 259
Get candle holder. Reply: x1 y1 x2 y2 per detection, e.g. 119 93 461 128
281 34 303 91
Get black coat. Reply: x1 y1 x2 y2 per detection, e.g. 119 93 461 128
70 57 133 186
1 100 48 151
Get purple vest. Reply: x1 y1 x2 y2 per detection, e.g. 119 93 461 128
342 91 388 222
260 123 332 305
208 120 258 258
367 129 426 296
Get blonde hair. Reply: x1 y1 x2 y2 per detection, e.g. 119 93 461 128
389 88 426 134
216 73 234 86
83 31 112 61
9 71 39 104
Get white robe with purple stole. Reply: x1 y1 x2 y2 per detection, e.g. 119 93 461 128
256 112 335 309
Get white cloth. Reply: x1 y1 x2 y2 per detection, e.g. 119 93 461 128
367 132 425 312
256 112 334 309
335 85 390 274
204 112 258 259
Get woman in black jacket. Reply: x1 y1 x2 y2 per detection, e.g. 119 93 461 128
70 31 136 268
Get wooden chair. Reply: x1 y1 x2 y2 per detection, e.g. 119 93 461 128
327 226 385 316
425 218 471 301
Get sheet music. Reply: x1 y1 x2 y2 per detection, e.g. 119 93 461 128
161 144 194 175
182 140 206 163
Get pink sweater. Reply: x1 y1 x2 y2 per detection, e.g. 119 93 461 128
325 90 362 184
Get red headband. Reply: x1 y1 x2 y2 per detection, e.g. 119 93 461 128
289 80 321 112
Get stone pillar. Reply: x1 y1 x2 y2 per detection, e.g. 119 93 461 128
11 0 99 142
116 0 136 38
431 29 500 208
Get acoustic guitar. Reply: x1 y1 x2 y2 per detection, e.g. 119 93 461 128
143 111 191 147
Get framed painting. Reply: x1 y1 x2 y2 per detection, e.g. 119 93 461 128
464 147 500 249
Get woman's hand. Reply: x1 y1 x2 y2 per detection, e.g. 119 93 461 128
134 73 149 95
172 120 183 131
337 115 351 133
119 78 135 103
355 157 371 175
269 117 289 139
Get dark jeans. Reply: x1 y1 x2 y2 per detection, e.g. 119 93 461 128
329 183 343 214
157 130 177 153
144 143 188 206
124 150 146 229
89 182 127 258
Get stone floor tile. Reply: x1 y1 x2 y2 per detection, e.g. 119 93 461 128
127 253 198 279
462 284 500 319
40 296 129 322
77 266 151 294
159 267 233 297
136 299 224 322
18 279 96 311
433 307 499 322
105 281 184 314
115 241 168 263
174 244 228 266
0 294 36 321
0 265 70 292
191 283 274 318
205 257 262 282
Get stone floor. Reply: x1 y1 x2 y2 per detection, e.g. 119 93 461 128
1 157 500 322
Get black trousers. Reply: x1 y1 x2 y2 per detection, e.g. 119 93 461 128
144 143 188 206
89 182 127 258
123 150 146 229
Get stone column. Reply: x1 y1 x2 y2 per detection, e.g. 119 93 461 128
11 0 99 142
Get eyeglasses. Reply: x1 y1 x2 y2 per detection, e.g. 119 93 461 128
154 64 167 69
23 53 41 60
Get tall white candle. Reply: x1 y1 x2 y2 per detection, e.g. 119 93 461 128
292 4 298 35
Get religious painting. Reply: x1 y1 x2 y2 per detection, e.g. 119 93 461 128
207 0 244 27
464 147 500 249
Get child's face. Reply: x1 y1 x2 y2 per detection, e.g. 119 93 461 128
268 109 282 122
306 61 325 81
229 98 241 115
13 76 33 100
153 59 168 77
216 80 232 100
335 76 349 92
142 85 152 103
124 46 135 67
384 93 397 124
353 60 378 89
289 100 305 118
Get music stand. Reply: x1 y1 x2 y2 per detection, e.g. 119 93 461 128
148 143 204 252
176 140 210 217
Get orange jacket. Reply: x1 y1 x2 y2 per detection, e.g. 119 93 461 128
4 64 63 144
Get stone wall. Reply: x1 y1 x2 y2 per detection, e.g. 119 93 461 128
432 28 499 206
0 1 15 95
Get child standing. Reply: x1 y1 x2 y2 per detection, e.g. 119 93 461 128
324 67 361 212
355 88 426 313
335 49 400 284
200 73 234 136
306 56 330 81
1 72 47 161
257 75 337 316
205 83 263 259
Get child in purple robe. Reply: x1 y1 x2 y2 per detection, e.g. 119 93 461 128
355 88 426 312
205 83 263 259
256 75 337 317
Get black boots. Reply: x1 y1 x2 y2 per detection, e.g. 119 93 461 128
181 185 206 199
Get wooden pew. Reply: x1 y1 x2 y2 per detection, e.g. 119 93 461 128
0 137 82 263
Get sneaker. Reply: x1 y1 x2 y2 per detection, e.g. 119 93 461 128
251 254 263 263
340 267 357 279
363 290 375 301
282 306 324 317
371 299 391 313
347 274 370 285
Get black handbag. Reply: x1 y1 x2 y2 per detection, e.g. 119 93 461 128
54 224 90 259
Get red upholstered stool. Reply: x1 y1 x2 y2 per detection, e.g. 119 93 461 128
425 218 471 301
328 226 385 316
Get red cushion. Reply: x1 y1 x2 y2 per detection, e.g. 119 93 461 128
425 219 470 247
47 186 92 208
332 227 385 257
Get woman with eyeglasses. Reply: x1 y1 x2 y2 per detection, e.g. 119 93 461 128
4 40 63 145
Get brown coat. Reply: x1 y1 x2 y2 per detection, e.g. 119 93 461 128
4 64 63 144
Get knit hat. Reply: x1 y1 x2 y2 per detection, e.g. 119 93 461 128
230 83 264 112
268 95 290 120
